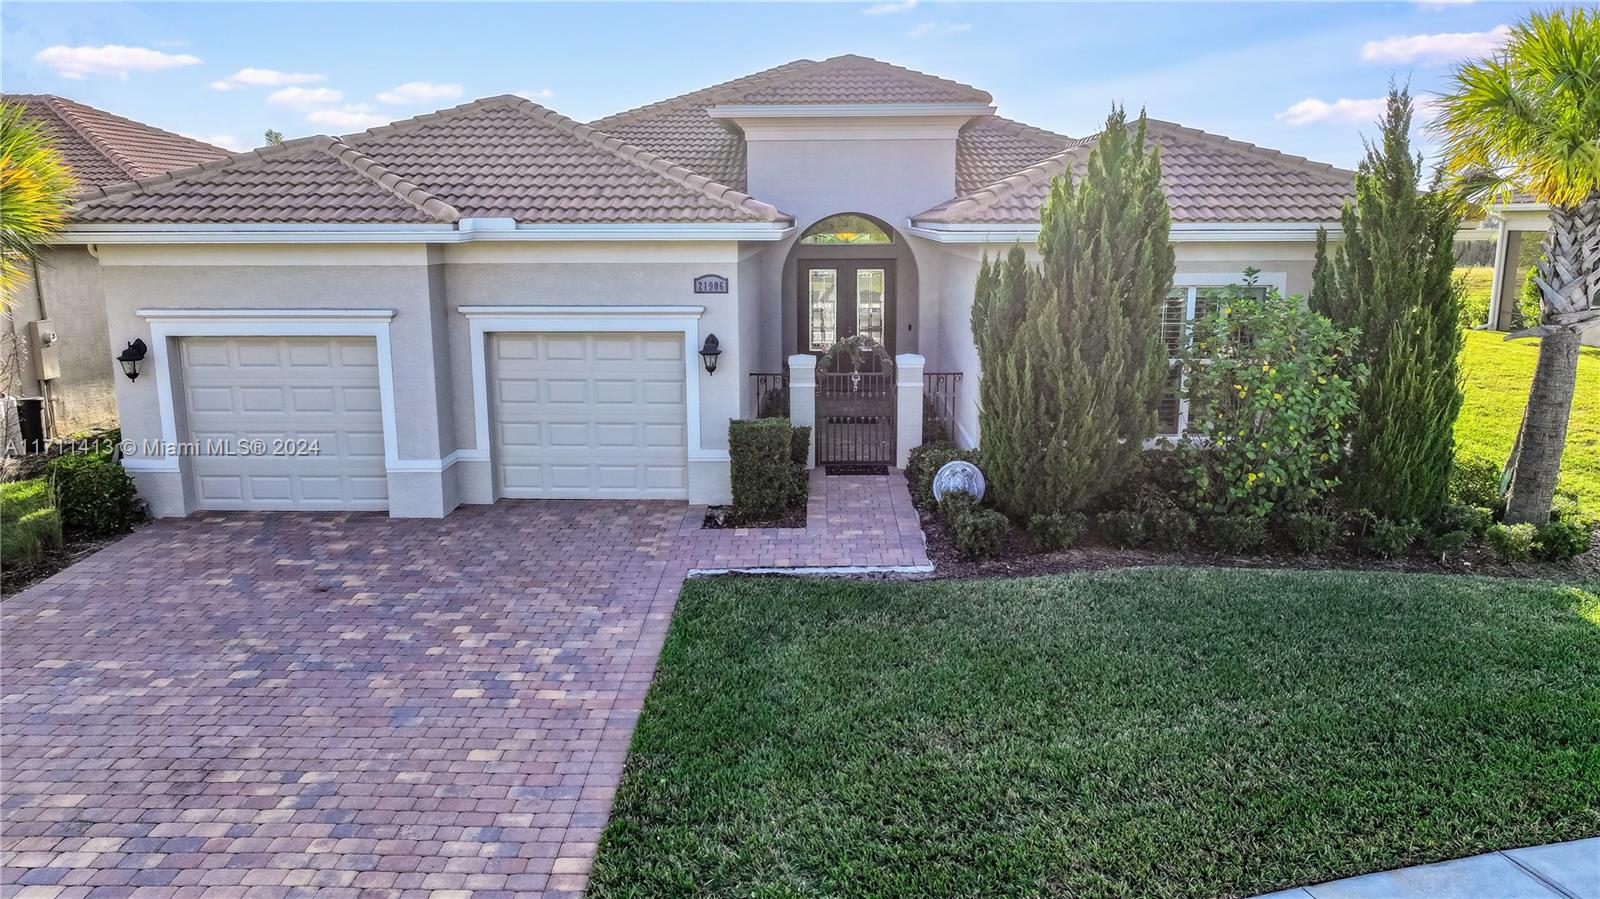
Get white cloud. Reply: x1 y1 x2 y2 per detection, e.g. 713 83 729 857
33 44 201 80
907 21 972 38
375 81 463 105
1276 97 1388 126
514 87 556 102
267 86 343 109
209 67 324 91
306 104 390 131
864 0 917 13
185 133 245 152
1361 24 1509 65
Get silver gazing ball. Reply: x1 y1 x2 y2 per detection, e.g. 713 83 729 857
931 460 986 503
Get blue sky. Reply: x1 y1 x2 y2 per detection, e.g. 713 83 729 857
0 1 1553 168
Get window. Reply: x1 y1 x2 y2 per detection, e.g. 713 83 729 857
1160 283 1271 436
856 268 886 344
799 214 892 245
808 268 838 351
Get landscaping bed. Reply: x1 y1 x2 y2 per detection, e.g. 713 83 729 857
589 570 1600 899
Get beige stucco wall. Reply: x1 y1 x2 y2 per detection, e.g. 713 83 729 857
2 246 118 435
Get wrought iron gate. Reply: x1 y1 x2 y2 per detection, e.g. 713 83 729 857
815 336 895 469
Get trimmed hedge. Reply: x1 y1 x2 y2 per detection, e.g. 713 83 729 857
952 506 1008 559
45 453 143 537
729 419 808 524
1028 512 1086 552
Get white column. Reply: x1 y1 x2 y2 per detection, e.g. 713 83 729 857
1486 218 1510 329
786 354 817 469
894 353 925 471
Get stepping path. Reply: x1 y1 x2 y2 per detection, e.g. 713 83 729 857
1 471 928 898
1258 838 1600 899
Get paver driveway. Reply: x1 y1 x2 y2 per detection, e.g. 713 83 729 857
2 475 929 899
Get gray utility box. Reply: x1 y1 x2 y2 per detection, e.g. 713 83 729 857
27 319 60 381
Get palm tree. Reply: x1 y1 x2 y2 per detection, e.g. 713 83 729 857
1434 7 1600 526
0 101 75 311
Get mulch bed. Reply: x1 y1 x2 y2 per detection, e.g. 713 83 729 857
702 503 807 530
1 528 140 599
910 473 1600 583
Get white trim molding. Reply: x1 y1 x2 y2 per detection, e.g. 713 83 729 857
907 221 1343 244
60 221 794 246
457 304 711 498
133 308 401 479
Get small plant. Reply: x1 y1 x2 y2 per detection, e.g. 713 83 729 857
939 490 981 522
1208 514 1268 554
952 506 1008 560
1096 510 1147 549
1448 456 1504 511
1028 511 1086 552
45 453 143 536
1485 522 1538 563
1535 518 1593 561
1433 502 1494 539
907 440 956 486
1425 529 1472 560
1364 517 1420 559
1282 512 1341 555
1144 506 1196 551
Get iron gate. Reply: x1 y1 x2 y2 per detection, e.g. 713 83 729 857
815 336 895 469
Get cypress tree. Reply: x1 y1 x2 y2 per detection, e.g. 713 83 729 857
1309 88 1464 521
971 107 1174 518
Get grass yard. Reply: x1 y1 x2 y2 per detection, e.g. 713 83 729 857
590 570 1600 899
1457 328 1600 508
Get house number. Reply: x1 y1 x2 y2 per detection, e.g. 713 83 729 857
693 274 729 294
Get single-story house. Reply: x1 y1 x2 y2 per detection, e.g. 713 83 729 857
2 94 229 435
62 54 1356 517
1473 197 1600 347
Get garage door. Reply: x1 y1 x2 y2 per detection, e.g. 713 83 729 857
179 336 387 511
491 332 688 499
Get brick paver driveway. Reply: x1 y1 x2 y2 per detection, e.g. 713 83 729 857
3 475 929 899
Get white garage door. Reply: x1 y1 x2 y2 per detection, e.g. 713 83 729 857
491 332 688 499
179 336 387 511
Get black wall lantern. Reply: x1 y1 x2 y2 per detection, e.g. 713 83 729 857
699 334 722 375
117 338 148 381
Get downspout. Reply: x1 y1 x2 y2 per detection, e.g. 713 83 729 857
29 256 55 439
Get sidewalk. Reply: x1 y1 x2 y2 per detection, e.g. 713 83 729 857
1258 838 1598 899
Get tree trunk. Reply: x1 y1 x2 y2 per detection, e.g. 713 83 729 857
1503 329 1580 525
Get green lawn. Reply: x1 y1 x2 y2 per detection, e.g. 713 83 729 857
590 570 1600 899
1458 328 1600 508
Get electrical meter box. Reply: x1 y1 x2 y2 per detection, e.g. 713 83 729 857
28 319 61 381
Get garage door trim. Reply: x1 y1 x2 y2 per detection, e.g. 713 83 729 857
134 308 399 474
461 305 711 498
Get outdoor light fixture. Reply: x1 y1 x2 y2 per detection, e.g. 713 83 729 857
699 334 722 375
117 339 148 381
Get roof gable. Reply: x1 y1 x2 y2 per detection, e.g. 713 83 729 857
726 54 992 106
5 94 228 189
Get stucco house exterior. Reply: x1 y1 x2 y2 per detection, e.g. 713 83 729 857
1476 198 1600 348
2 94 228 436
61 55 1356 518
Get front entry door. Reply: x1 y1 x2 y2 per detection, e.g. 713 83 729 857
798 261 895 355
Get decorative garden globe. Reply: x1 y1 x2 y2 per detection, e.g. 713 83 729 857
932 460 986 503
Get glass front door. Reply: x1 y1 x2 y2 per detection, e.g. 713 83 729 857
799 260 894 354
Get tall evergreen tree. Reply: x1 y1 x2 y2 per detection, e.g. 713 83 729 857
1310 88 1464 522
972 107 1174 518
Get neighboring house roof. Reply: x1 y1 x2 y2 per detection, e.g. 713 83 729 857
4 94 229 190
914 119 1357 226
73 96 789 225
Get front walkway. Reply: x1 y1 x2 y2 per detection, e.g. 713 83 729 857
1 471 928 899
1259 837 1600 899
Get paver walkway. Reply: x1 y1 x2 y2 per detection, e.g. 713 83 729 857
1 471 928 899
1257 837 1600 899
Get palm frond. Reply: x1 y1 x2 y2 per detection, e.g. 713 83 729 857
0 101 75 305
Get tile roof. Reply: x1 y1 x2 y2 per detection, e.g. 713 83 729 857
5 94 230 190
914 119 1356 226
74 96 789 225
723 54 992 105
955 115 1089 194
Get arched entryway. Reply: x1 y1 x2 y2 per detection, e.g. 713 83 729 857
783 212 918 358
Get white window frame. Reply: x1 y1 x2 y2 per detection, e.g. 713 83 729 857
1161 272 1287 438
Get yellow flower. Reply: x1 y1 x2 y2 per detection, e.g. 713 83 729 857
1273 393 1283 401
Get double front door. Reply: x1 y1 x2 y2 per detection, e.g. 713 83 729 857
798 261 895 355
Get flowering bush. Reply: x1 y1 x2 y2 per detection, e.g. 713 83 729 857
1175 280 1365 518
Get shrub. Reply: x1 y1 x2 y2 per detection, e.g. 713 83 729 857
1535 518 1593 561
788 426 812 508
1448 456 1504 510
1144 506 1196 551
1434 502 1494 539
971 108 1173 520
1425 529 1472 560
45 453 142 536
1028 511 1086 552
1208 514 1268 554
1 478 62 566
951 506 1008 560
1096 510 1147 549
1364 517 1421 559
907 440 956 487
1177 276 1364 519
939 490 981 522
1282 512 1341 555
1485 523 1538 563
916 446 980 508
729 419 804 523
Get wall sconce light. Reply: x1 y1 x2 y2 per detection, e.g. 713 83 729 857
117 338 148 381
699 334 722 375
